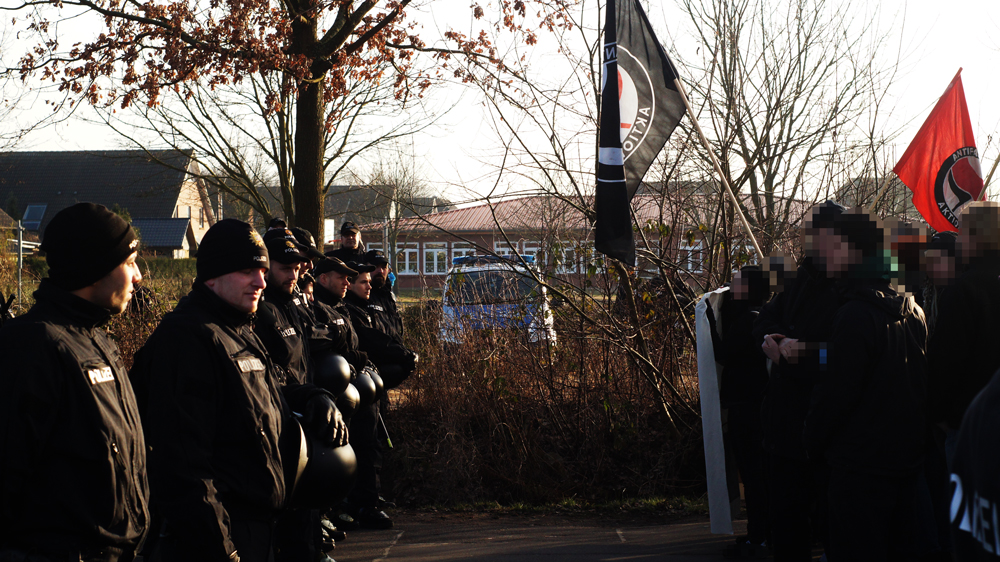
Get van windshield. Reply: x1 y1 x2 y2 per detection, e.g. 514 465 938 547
446 269 542 305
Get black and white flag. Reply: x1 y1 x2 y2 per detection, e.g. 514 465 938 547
595 0 685 264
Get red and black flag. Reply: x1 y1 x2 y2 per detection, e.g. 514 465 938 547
894 69 985 233
595 0 686 264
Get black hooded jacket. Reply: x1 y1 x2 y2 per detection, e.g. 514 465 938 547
753 259 843 459
0 280 149 555
131 282 321 561
804 281 927 475
927 254 1000 429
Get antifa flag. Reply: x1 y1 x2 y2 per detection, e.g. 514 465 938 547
893 69 984 233
595 0 686 264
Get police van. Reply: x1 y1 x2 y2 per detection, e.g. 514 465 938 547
439 255 556 346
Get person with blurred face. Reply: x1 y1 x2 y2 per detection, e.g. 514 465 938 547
718 266 772 557
131 219 346 562
0 203 150 560
928 202 1000 460
804 208 927 561
754 201 847 561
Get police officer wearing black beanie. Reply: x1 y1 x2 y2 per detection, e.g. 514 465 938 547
131 219 348 562
0 202 150 560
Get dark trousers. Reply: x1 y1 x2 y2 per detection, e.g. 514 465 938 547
149 514 275 562
727 402 769 544
826 467 919 562
273 509 320 562
347 401 381 510
0 548 134 562
768 454 828 562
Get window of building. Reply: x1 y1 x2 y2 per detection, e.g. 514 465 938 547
21 204 47 230
553 241 578 274
679 241 704 273
199 207 205 228
494 240 517 257
452 242 475 261
522 240 543 265
424 242 448 274
395 243 419 275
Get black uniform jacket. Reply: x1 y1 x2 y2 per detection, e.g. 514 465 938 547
928 254 1000 429
343 292 412 369
0 280 149 554
752 260 843 459
256 285 312 386
324 246 365 264
131 282 319 561
311 283 368 372
368 282 404 345
950 367 1000 561
804 281 927 475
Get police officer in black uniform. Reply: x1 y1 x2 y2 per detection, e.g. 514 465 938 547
363 250 417 386
310 258 378 531
341 264 420 528
310 258 365 367
324 222 365 264
364 250 402 336
0 203 149 561
256 229 338 562
345 260 416 390
257 229 315 386
131 219 347 562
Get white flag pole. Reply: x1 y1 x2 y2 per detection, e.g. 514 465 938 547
673 78 763 261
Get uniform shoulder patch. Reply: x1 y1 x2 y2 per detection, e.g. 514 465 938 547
236 356 266 373
86 364 114 385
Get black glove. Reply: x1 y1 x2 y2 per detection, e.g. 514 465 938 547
301 394 348 447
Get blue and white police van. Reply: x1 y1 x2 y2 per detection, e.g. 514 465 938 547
439 255 556 346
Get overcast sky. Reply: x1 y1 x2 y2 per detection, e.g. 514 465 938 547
9 0 1000 202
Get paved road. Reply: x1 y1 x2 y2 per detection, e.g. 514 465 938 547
326 512 800 561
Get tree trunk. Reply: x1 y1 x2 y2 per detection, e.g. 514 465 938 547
292 16 325 240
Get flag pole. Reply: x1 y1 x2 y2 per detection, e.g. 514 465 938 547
980 155 999 201
673 78 763 260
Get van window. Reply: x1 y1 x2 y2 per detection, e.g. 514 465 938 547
446 270 541 305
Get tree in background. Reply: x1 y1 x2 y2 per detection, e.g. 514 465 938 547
677 0 903 265
5 0 573 238
93 61 442 226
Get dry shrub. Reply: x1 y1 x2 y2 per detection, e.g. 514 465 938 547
383 293 707 507
105 261 191 370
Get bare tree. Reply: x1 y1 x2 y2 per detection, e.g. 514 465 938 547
677 0 904 262
90 63 444 227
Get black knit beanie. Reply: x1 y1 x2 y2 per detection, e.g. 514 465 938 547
41 202 138 291
831 208 884 258
807 200 848 231
196 219 269 281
